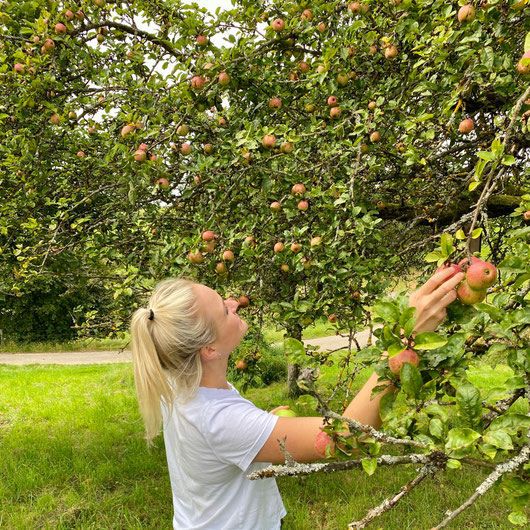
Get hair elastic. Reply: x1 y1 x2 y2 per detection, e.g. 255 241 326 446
148 309 155 320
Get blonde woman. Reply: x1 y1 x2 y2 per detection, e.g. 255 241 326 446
130 268 463 530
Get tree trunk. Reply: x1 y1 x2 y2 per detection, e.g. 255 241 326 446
286 322 303 398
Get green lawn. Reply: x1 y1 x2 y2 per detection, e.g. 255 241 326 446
0 358 523 529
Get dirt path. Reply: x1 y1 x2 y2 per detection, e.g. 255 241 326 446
0 330 372 366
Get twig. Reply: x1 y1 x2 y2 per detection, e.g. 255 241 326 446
431 437 530 530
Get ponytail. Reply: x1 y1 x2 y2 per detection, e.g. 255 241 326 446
130 278 217 446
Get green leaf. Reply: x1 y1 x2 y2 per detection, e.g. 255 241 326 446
455 229 466 240
508 512 527 527
477 151 496 162
413 332 448 350
425 251 442 263
445 428 481 452
429 418 445 439
456 382 482 429
466 363 514 390
525 31 530 53
483 430 513 450
488 414 530 435
446 459 461 469
440 233 454 256
501 155 515 166
283 338 311 367
471 228 482 239
469 181 480 192
400 362 423 399
361 458 377 476
374 302 400 323
379 392 396 421
403 317 416 338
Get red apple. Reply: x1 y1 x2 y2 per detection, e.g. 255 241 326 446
138 143 149 151
191 76 205 89
299 61 310 73
272 18 285 31
263 134 277 149
328 314 337 323
76 151 85 157
133 149 146 162
189 251 203 264
180 143 191 155
196 35 208 47
75 11 85 20
318 22 326 32
269 98 282 110
55 23 66 35
274 242 285 253
215 262 227 274
457 281 486 305
368 101 377 110
290 243 302 253
156 178 169 190
298 200 309 211
50 113 61 124
280 142 293 154
517 51 530 76
330 106 341 118
218 72 230 85
458 256 480 270
466 261 497 290
236 359 247 370
370 131 381 143
291 183 306 195
238 295 249 308
459 118 474 134
315 431 335 457
458 5 475 23
202 230 216 241
385 45 398 59
202 240 216 253
222 250 234 262
523 211 530 221
121 124 135 137
327 95 338 107
388 349 419 375
310 236 322 247
435 263 463 280
64 10 74 21
348 2 362 13
301 9 313 21
270 201 282 212
43 38 55 50
281 264 290 272
177 124 189 136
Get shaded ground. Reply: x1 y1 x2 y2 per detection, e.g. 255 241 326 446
0 329 372 365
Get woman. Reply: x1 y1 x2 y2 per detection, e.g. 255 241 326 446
130 267 463 529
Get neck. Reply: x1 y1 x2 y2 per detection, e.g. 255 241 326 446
200 359 229 389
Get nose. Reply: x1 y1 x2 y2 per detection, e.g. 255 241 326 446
226 297 240 312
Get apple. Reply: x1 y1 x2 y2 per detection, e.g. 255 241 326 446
281 264 290 272
180 143 191 155
396 141 405 152
457 281 486 305
238 295 249 308
138 143 149 151
263 134 277 149
298 200 309 211
330 106 341 118
50 113 61 124
68 111 77 120
517 51 530 76
291 183 306 195
133 149 146 162
96 33 105 43
223 250 234 262
272 18 285 31
327 95 338 107
135 121 143 130
348 2 362 13
458 256 480 270
236 359 247 370
318 22 326 32
459 118 474 133
202 230 216 241
191 76 205 89
121 124 135 137
202 240 216 253
64 10 74 21
14 63 25 74
370 131 381 143
76 151 85 158
33 36 40 43
385 45 398 59
314 431 335 458
328 314 337 323
156 178 169 189
353 291 360 299
55 23 66 35
299 61 310 73
523 211 530 221
301 9 313 21
218 72 230 85
274 242 285 253
466 261 497 290
196 35 208 46
218 117 227 126
189 251 203 264
337 73 349 86
75 11 85 20
269 98 282 110
388 349 419 375
310 236 322 247
149 154 158 162
458 5 475 24
280 142 293 154
94 0 106 7
215 262 227 275
317 65 327 73
177 124 189 136
242 151 252 164
43 38 55 50
203 143 214 155
301 257 312 269
368 101 377 110
273 408 297 417
270 201 282 212
243 235 255 246
290 243 302 253
88 126 97 134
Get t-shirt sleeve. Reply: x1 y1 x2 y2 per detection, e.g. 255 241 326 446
203 395 279 471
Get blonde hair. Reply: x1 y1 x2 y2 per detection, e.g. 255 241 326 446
130 277 217 447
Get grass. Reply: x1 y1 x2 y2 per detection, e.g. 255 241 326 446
1 357 525 529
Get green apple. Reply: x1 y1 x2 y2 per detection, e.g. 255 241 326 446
273 408 297 417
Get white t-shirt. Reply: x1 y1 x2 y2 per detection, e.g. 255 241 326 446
161 382 287 530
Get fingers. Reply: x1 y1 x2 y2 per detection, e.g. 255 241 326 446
416 267 457 297
432 272 465 300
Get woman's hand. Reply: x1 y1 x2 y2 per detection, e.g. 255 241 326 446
409 268 465 334
269 405 291 415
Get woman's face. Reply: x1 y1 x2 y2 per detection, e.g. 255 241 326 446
193 284 248 358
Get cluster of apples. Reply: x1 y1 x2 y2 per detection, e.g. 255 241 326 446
438 256 497 305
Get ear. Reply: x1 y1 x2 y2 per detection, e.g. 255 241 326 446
199 344 218 361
